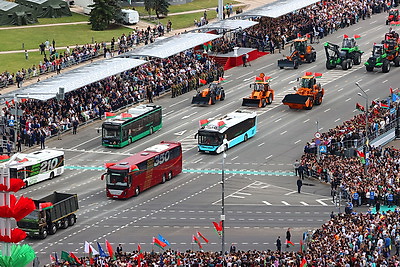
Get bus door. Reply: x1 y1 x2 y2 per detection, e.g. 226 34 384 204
143 158 154 190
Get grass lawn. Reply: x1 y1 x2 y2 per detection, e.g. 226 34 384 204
147 11 218 29
0 24 133 51
133 0 240 16
37 12 89 25
0 52 49 74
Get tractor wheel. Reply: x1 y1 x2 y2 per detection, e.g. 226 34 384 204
267 95 273 104
312 52 316 62
315 94 323 105
210 95 216 105
347 59 353 69
353 53 362 65
304 98 313 110
306 54 312 63
220 91 225 101
394 56 400 67
382 60 391 73
341 60 348 70
261 98 267 107
294 61 299 69
326 61 335 70
366 66 374 72
279 66 284 69
386 20 389 25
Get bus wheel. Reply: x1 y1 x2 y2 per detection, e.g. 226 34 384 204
162 174 166 183
23 181 28 189
135 187 140 196
149 127 154 135
244 134 248 142
49 224 57 235
50 172 54 179
68 215 76 226
40 229 48 239
168 171 173 180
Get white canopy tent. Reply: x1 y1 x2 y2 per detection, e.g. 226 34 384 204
194 19 259 32
4 58 147 101
123 32 221 59
233 0 321 18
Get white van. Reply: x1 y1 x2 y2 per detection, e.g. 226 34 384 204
121 9 139 25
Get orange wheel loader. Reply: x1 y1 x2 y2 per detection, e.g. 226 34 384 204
242 73 274 107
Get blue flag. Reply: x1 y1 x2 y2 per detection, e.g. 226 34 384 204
97 242 107 257
158 234 171 246
392 93 399 102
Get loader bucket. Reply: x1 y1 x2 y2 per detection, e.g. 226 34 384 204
278 59 296 68
242 98 262 107
192 95 211 105
282 94 310 109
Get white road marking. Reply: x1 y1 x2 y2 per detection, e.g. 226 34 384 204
285 191 297 196
275 118 282 122
334 118 341 122
294 140 301 144
300 202 309 206
231 156 238 161
324 108 331 112
281 201 290 206
345 98 351 102
266 155 273 160
303 119 310 123
280 130 287 135
316 199 329 206
383 80 388 83
170 99 187 107
258 142 265 147
263 201 272 205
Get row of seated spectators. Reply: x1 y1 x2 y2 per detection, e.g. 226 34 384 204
0 24 167 89
47 211 400 266
1 51 223 143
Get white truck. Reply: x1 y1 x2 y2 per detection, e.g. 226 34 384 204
121 9 139 25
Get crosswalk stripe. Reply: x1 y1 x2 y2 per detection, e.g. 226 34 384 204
263 201 272 205
281 201 290 206
300 201 309 206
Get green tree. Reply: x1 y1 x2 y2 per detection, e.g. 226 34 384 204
144 0 170 19
89 0 121 31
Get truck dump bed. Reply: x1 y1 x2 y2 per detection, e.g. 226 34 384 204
37 192 79 222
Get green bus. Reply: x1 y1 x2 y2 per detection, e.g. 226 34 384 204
102 105 162 148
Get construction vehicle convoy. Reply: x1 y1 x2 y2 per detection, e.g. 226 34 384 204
242 73 275 107
282 72 325 110
386 8 400 25
17 192 79 239
365 31 400 72
191 81 225 105
324 35 363 70
278 37 316 69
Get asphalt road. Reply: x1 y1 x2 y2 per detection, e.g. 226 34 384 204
16 11 396 264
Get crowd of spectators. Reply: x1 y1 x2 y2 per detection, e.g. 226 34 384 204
0 24 168 89
47 211 400 266
0 51 223 150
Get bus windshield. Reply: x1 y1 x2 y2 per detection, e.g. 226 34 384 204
103 126 119 138
198 132 223 146
107 170 129 187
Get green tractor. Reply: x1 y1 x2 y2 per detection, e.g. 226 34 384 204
365 32 400 73
324 36 363 70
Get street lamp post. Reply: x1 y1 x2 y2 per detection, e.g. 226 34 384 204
221 139 227 256
355 82 369 175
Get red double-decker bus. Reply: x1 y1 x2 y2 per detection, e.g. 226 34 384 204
102 141 182 199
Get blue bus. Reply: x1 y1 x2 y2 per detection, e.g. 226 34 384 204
197 110 257 154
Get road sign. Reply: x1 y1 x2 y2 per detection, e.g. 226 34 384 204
319 145 327 153
315 138 321 146
314 132 321 138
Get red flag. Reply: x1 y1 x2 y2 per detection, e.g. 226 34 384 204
390 87 394 95
70 252 82 264
199 79 207 85
197 231 209 243
255 76 263 82
11 99 15 105
5 101 9 107
50 254 56 263
305 72 312 76
153 237 167 249
357 150 365 158
343 34 349 38
199 119 209 127
354 34 361 39
314 73 322 78
105 112 116 118
286 240 295 246
218 77 227 82
105 240 115 259
356 103 365 112
39 202 53 211
217 121 226 128
380 102 389 109
297 33 301 38
20 98 27 103
300 258 307 267
193 235 203 249
212 221 223 237
121 113 133 119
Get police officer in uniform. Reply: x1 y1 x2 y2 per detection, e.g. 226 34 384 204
352 191 359 207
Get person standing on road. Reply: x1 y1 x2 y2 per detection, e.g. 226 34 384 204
72 120 78 135
242 54 247 67
297 178 303 193
298 164 304 180
40 131 45 149
286 228 291 248
276 236 282 252
293 160 300 176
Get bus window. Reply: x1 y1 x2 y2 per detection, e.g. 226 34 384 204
103 127 119 138
199 133 222 146
107 170 128 186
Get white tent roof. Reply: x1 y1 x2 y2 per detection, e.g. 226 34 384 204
196 19 258 32
5 58 146 101
123 33 221 59
234 0 320 18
